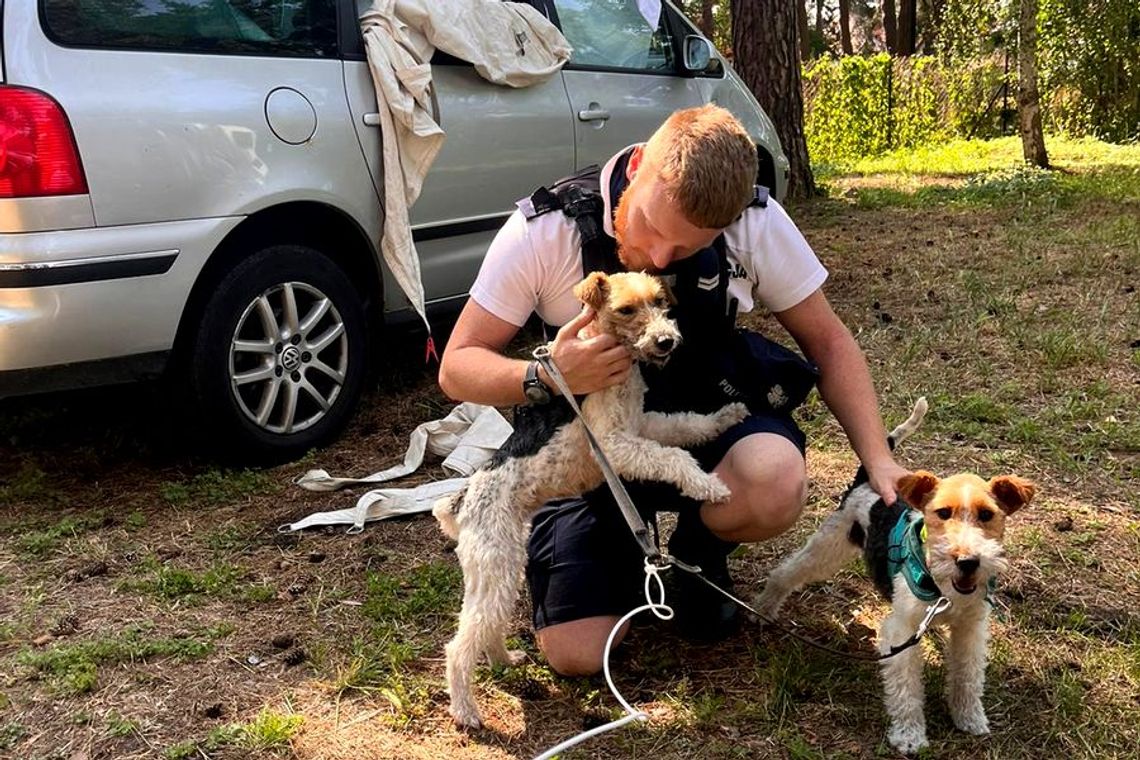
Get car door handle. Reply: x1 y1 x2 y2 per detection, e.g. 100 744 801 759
577 107 611 122
363 112 381 127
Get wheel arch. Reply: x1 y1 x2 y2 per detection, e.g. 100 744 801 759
172 201 383 366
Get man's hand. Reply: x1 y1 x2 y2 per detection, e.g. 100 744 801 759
866 459 911 506
542 307 632 395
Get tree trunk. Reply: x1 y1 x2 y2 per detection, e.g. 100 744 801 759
883 0 898 54
698 0 715 39
1018 0 1049 167
731 0 816 199
796 0 811 60
814 0 824 37
839 0 853 54
897 0 916 55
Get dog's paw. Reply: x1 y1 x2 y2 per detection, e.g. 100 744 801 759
501 649 527 667
750 592 783 624
951 708 989 736
714 402 750 431
449 699 484 730
887 723 928 755
683 473 732 503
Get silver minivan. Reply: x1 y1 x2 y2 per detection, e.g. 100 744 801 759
0 0 788 459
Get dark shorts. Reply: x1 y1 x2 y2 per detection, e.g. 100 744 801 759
525 411 806 630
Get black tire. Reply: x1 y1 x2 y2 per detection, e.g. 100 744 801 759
188 245 368 463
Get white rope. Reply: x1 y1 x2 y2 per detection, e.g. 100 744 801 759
531 560 673 760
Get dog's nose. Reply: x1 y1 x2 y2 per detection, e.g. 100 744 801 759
655 336 675 352
956 557 980 575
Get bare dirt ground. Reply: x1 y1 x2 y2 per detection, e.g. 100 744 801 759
2 186 1137 760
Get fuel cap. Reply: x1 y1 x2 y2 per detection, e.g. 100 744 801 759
265 87 317 145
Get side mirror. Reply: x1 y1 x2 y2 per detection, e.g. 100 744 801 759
683 35 718 74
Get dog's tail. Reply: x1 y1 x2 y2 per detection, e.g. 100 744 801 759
887 396 928 450
432 488 465 541
844 397 928 495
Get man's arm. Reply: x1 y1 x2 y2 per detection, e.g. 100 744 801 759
774 289 909 504
438 300 631 405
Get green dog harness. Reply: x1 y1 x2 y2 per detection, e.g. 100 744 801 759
887 511 943 602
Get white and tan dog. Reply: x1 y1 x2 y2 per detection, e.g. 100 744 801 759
755 399 1036 753
434 271 748 728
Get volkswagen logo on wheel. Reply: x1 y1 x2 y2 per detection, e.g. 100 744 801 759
281 345 302 372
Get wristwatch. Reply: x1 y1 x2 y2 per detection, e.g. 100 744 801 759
522 360 553 405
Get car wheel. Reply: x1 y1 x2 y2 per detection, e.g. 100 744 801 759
189 244 368 462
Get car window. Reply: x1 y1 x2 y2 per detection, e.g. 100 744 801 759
41 0 338 57
552 0 675 71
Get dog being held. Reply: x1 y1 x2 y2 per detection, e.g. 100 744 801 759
754 398 1036 754
433 270 749 728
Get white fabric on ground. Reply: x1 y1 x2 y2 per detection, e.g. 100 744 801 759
283 402 513 533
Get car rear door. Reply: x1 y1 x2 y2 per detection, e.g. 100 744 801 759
547 0 707 170
342 0 575 308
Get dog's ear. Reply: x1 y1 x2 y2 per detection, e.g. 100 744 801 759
573 272 609 310
897 470 940 509
988 475 1036 515
660 280 677 306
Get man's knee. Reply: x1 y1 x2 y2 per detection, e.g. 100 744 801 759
711 435 807 541
536 617 628 677
747 468 806 534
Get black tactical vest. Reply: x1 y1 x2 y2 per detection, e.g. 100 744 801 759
519 160 772 415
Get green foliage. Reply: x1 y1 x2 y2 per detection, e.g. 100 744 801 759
164 724 243 759
804 54 893 166
1038 0 1140 142
939 0 1007 62
805 0 1139 162
804 55 1009 166
123 557 245 601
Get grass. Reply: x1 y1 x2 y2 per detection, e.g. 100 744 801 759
807 138 1140 496
819 135 1140 179
16 625 225 695
0 723 26 751
817 135 1140 210
159 467 276 505
8 513 107 557
163 707 301 758
0 461 53 503
105 710 137 738
314 562 460 723
117 556 276 605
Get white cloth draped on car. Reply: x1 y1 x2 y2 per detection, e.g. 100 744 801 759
360 0 572 340
280 402 513 533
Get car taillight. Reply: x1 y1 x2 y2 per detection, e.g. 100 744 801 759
0 86 87 198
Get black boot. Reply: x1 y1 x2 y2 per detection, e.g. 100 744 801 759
666 508 740 642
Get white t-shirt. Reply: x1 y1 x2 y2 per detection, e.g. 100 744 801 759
470 146 828 328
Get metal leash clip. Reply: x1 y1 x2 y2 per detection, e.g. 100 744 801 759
914 596 953 639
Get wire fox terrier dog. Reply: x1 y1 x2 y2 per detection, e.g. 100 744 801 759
755 398 1036 754
434 271 748 728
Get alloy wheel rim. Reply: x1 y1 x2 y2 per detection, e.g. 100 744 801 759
228 281 349 435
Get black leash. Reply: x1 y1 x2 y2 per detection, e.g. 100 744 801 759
679 564 952 661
